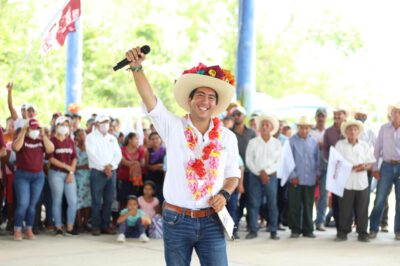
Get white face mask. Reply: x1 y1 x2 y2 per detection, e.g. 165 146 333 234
28 130 40 139
99 123 110 134
57 126 69 136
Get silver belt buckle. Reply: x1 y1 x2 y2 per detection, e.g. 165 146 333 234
190 209 196 218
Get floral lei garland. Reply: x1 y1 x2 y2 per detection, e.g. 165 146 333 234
184 116 222 200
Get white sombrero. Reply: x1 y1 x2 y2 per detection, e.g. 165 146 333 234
255 115 279 135
388 103 400 114
340 120 364 138
173 63 235 116
296 116 314 126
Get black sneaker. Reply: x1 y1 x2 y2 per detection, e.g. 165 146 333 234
270 232 280 240
303 233 316 238
335 234 347 242
358 235 369 242
290 232 300 238
245 232 258 239
65 229 80 236
55 229 64 237
233 231 240 240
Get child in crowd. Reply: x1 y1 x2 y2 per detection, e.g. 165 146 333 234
116 195 151 243
149 204 163 239
138 181 159 219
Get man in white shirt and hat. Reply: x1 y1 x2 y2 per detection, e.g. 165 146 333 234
245 114 281 240
335 120 376 242
86 115 122 236
125 47 240 266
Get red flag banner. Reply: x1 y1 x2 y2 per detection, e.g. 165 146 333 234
41 0 81 54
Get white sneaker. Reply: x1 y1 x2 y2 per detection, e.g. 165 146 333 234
139 233 149 243
117 233 126 243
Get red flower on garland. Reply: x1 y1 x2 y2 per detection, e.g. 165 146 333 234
208 118 220 140
202 142 216 160
191 159 206 178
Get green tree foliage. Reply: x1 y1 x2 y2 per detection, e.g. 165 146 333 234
0 0 364 124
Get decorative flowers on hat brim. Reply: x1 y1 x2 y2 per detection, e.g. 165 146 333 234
173 63 236 116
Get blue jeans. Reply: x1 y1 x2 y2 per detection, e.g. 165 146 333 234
43 178 54 226
315 170 327 225
369 162 400 233
247 172 278 233
163 208 227 266
13 169 45 230
90 169 116 230
226 190 239 229
119 219 145 238
48 170 77 227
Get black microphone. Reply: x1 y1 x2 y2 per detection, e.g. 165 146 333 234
113 45 151 71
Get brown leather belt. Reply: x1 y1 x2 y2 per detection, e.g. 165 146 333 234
385 160 400 165
164 202 215 218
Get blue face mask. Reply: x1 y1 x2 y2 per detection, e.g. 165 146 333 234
355 118 367 123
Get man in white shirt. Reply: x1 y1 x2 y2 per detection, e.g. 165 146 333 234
86 115 122 236
125 47 240 266
245 115 282 240
335 120 376 242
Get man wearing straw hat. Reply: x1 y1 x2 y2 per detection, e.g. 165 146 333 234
335 120 375 242
125 47 240 265
369 103 400 240
245 114 281 240
288 116 320 238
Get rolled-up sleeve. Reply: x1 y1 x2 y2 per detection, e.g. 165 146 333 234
110 138 122 170
143 97 181 143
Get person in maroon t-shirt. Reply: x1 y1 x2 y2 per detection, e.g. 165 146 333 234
117 132 146 209
0 127 6 156
0 127 6 227
12 118 54 241
48 116 78 236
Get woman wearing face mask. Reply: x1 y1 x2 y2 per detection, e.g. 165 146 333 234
12 118 54 241
48 116 79 236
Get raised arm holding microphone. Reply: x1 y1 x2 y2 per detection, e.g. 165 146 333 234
125 46 241 266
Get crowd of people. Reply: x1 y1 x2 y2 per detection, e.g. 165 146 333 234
1 80 400 245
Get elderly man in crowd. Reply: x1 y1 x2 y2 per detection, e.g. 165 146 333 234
245 115 282 240
335 120 376 242
369 103 400 240
288 116 320 238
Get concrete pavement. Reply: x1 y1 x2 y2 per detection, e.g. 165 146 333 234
1 225 400 266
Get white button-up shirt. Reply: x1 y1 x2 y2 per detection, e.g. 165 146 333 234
335 139 376 190
85 129 122 171
246 136 282 176
145 99 240 209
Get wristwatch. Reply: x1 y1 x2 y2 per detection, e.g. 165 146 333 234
218 189 231 202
